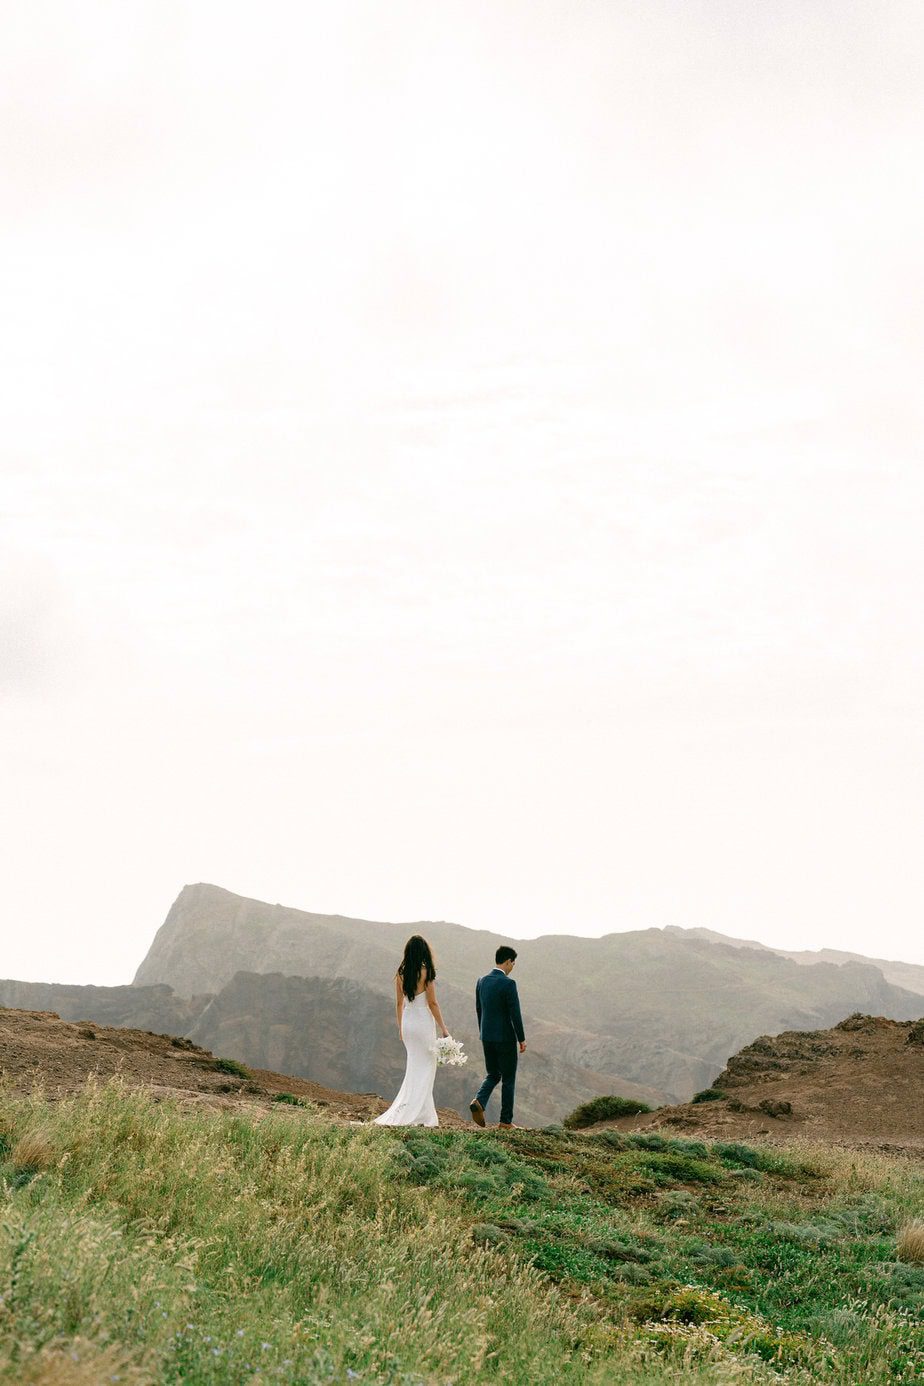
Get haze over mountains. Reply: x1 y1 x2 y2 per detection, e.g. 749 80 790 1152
665 927 924 996
3 882 922 1125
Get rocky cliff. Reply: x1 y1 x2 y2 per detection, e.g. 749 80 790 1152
0 979 206 1035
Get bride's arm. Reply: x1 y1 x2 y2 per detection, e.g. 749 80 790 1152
394 975 405 1038
425 980 449 1038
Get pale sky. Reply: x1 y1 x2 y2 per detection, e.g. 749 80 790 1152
3 1 924 985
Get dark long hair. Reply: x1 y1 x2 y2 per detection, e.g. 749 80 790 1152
397 935 436 1003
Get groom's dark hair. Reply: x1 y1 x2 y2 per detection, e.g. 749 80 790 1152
495 945 517 965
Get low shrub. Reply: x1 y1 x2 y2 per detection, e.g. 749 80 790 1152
563 1096 652 1129
655 1190 700 1222
691 1088 726 1104
836 1012 873 1031
212 1057 251 1079
711 1141 765 1169
640 1152 722 1185
765 1219 831 1248
591 1130 627 1151
585 1235 654 1263
673 1139 709 1158
625 1132 668 1151
710 1140 824 1181
471 1222 508 1246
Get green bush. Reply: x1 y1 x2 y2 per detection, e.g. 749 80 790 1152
212 1056 251 1079
639 1152 722 1185
563 1096 652 1129
592 1129 627 1151
691 1088 726 1104
626 1132 668 1151
711 1140 764 1169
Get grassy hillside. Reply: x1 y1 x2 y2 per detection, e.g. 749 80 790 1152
1 1084 922 1384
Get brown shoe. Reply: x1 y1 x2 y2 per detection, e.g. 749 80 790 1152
469 1100 486 1128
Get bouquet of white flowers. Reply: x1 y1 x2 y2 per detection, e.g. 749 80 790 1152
433 1035 468 1068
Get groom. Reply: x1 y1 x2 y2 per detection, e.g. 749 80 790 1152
470 946 526 1129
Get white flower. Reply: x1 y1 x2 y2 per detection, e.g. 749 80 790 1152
433 1035 468 1067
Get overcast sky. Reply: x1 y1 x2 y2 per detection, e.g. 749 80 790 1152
3 1 924 985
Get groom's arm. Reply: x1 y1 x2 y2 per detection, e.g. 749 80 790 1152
475 978 482 1029
507 979 526 1045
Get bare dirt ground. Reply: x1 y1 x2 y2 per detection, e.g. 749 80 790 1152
0 1007 467 1127
585 1014 924 1156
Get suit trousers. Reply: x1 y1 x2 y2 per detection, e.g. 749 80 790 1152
475 1040 518 1125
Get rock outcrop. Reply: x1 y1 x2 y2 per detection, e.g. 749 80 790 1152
588 1013 924 1152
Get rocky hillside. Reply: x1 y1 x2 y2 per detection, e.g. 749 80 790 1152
592 1014 924 1153
0 1004 463 1124
132 883 924 1102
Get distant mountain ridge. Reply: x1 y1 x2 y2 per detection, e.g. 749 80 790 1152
0 979 203 1035
130 883 924 1109
664 926 924 996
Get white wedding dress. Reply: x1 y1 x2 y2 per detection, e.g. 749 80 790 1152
374 991 439 1127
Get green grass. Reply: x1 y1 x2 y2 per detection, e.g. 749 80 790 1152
692 1087 727 1104
0 1083 922 1384
395 1126 924 1382
563 1095 653 1128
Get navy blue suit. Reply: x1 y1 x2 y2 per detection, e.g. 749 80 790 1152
474 969 525 1124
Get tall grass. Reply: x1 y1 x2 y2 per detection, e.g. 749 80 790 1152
897 1220 924 1264
0 1082 782 1385
1 1086 922 1383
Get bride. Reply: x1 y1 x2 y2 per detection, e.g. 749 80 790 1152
375 934 449 1127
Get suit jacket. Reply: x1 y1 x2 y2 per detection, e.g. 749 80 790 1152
475 968 525 1044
